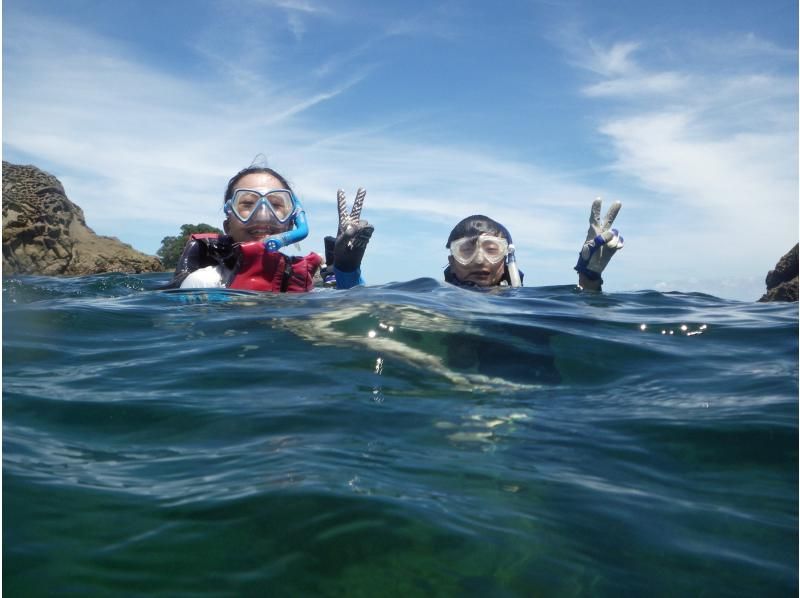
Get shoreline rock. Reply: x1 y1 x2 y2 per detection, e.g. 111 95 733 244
2 161 163 276
758 244 798 302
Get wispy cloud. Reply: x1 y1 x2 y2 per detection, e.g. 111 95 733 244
583 71 689 97
384 8 462 40
272 0 330 14
270 0 334 40
4 5 795 299
3 7 601 287
581 41 641 76
310 4 462 78
565 32 798 296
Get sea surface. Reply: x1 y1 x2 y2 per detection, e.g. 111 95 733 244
3 273 798 597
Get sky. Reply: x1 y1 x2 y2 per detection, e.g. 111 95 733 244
2 0 797 300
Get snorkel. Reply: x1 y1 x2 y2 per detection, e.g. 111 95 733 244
263 197 309 252
506 245 522 288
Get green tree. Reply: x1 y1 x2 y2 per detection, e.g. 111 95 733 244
157 223 222 270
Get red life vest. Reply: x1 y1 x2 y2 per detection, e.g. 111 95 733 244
229 241 321 292
186 233 321 293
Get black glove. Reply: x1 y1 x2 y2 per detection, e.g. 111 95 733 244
330 188 374 273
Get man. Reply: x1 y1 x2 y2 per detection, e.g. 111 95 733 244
444 199 623 290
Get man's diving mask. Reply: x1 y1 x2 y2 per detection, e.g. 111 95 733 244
224 188 296 224
449 234 509 265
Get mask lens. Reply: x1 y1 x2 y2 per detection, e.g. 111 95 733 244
230 190 260 222
450 237 479 265
450 235 508 265
480 237 508 264
229 189 295 223
265 190 294 222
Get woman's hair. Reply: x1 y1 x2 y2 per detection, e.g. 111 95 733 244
223 165 292 204
445 215 513 248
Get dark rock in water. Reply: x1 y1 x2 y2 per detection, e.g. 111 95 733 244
758 244 798 302
2 161 163 275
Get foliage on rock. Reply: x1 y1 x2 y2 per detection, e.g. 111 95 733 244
157 223 223 270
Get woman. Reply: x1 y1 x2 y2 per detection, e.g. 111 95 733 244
166 161 373 291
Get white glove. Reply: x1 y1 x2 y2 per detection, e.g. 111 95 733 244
574 198 623 283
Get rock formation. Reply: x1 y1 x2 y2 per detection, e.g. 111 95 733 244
758 244 798 302
2 161 162 275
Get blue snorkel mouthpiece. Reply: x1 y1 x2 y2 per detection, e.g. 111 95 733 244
263 197 309 252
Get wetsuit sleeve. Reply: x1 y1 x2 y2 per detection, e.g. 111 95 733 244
333 266 364 289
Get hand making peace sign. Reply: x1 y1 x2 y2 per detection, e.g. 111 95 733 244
574 198 624 286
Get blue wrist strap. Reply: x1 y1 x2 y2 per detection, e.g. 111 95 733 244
333 266 363 289
574 263 602 281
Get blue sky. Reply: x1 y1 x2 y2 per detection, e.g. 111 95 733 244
3 0 797 300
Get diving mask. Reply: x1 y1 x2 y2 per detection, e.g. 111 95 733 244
449 234 509 265
224 188 296 224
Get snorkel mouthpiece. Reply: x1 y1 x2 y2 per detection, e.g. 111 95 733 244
263 198 309 252
506 244 522 288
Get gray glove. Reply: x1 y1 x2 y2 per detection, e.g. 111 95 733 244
326 188 374 273
574 198 623 282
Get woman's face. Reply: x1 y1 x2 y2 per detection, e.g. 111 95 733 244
448 244 507 286
224 172 291 244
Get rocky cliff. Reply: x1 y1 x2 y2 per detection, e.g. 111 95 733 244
2 161 162 275
758 244 798 302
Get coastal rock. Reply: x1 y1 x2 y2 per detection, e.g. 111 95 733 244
2 161 162 275
758 244 798 302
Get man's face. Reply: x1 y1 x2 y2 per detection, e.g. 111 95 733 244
448 234 507 286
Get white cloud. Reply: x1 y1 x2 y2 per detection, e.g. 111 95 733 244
599 111 796 211
583 41 641 76
570 34 798 298
696 31 798 61
583 71 689 97
272 0 329 14
3 8 795 299
3 8 605 288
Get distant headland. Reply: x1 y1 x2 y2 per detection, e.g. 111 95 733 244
2 161 162 276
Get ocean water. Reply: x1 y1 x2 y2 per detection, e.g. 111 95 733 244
3 273 797 597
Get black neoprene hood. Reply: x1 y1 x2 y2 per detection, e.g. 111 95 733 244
445 215 513 248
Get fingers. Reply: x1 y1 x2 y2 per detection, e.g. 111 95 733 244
337 187 367 226
602 201 622 231
337 188 367 238
590 198 602 227
336 189 348 233
350 188 366 221
347 223 374 250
